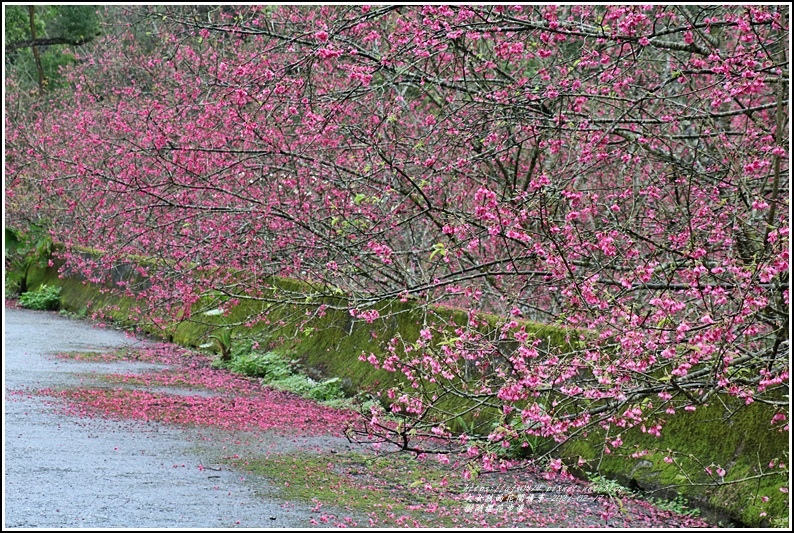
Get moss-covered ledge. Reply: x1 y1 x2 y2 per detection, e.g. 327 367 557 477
560 398 788 527
18 260 790 528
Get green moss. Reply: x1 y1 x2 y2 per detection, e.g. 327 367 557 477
559 400 789 527
223 450 461 526
19 256 789 527
50 350 128 362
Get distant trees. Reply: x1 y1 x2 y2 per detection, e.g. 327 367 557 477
5 5 101 92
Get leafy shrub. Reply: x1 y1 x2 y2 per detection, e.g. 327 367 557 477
588 475 700 517
588 474 630 497
229 350 346 404
269 374 315 396
648 494 701 518
305 377 345 402
18 284 61 311
268 374 345 403
230 351 292 380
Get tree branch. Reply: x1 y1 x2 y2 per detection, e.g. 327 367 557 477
6 35 96 51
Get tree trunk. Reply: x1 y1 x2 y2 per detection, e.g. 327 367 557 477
28 5 46 92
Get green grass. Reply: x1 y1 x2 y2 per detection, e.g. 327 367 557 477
49 350 132 362
222 450 463 526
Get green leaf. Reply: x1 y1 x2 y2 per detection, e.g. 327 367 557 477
430 242 446 260
438 336 461 347
4 228 21 252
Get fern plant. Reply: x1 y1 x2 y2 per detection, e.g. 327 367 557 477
18 284 61 311
209 328 233 362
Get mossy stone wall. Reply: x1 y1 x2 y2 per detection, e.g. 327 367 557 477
20 259 789 527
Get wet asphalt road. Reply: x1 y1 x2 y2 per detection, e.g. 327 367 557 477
3 307 349 528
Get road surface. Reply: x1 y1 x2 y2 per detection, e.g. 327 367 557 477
4 306 351 528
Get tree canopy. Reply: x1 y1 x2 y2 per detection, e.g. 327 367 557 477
5 4 789 483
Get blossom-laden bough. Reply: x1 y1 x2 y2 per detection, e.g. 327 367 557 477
6 4 788 505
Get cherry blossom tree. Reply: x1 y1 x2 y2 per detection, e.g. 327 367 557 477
6 5 789 471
